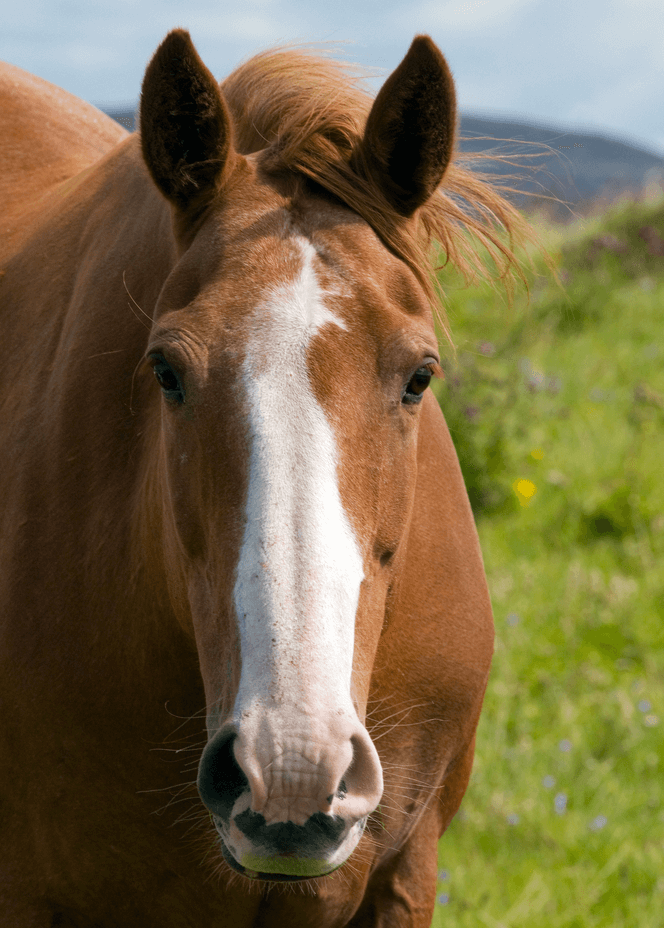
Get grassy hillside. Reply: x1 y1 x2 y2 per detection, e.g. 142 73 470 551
430 194 664 927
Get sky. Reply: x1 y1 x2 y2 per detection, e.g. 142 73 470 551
1 0 663 156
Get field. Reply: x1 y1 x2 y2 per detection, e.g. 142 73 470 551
429 193 664 927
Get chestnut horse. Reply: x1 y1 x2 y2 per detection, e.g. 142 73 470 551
0 30 525 927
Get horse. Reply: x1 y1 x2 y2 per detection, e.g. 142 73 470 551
0 29 528 927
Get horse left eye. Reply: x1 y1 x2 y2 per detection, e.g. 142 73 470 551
402 367 432 405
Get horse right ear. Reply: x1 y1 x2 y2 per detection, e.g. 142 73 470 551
140 30 237 215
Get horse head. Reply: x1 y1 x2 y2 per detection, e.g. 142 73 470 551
138 29 455 882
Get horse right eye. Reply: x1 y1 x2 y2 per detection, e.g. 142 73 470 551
151 358 185 404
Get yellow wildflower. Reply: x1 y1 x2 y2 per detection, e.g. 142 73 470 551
513 479 537 506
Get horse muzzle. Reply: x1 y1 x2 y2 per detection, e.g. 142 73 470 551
217 804 366 882
196 715 382 881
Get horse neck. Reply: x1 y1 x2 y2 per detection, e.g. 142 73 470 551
2 135 194 700
3 133 177 366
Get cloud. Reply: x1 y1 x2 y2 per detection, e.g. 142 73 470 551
183 12 282 43
0 0 662 153
390 0 531 33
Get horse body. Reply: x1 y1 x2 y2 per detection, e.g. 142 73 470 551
0 32 499 927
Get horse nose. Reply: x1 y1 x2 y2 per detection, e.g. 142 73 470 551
197 716 383 829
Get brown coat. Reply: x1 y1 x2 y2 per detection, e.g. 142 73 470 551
0 31 514 927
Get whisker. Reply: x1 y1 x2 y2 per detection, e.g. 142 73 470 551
122 271 156 331
369 701 432 726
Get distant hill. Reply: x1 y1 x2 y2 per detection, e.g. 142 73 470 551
103 107 664 221
457 114 664 220
105 110 135 132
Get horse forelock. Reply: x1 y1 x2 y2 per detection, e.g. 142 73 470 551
219 46 540 345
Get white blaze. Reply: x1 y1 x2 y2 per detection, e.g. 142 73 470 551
233 238 364 719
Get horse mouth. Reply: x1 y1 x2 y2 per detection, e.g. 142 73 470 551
218 837 341 882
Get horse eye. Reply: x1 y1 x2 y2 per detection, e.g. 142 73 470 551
402 366 432 405
151 358 184 404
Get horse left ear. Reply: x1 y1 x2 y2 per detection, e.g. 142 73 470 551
354 35 456 217
140 29 237 214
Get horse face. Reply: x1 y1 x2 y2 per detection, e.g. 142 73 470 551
145 179 441 880
140 30 454 882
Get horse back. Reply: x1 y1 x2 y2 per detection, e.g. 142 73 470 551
0 61 127 244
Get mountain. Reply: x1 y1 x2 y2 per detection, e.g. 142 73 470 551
457 114 664 219
103 107 664 220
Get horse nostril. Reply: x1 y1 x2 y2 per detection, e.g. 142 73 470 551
197 729 248 820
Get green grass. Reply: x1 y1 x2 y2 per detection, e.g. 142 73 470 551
430 194 664 927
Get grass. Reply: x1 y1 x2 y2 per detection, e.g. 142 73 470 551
429 193 664 927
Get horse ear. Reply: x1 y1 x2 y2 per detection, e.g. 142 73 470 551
354 35 456 217
140 29 236 212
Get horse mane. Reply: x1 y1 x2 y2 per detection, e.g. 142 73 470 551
220 45 542 343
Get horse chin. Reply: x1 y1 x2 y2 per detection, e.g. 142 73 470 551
218 837 342 883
